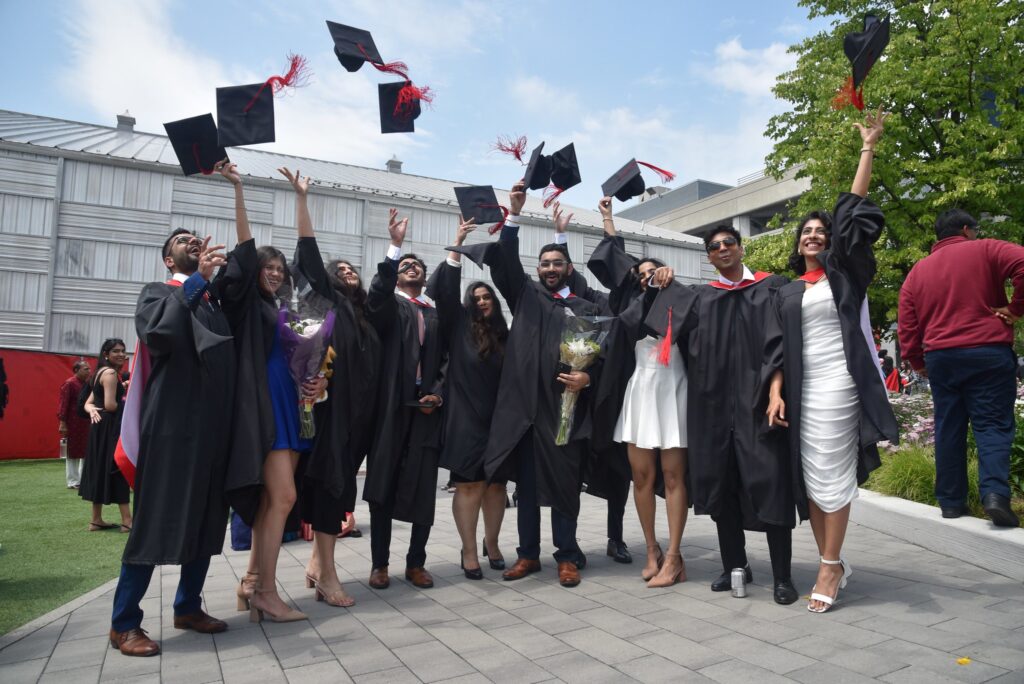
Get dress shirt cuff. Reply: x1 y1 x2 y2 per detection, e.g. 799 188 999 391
386 244 402 261
554 232 568 245
504 215 521 228
446 257 462 268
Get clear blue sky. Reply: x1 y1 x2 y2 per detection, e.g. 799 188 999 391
0 0 831 206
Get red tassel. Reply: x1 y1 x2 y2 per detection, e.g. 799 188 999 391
243 53 311 113
831 76 865 111
481 204 510 234
542 184 565 208
493 135 528 163
393 80 434 121
357 43 410 78
191 143 214 175
637 161 676 183
657 307 673 366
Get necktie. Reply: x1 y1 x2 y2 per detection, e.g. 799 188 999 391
409 297 430 385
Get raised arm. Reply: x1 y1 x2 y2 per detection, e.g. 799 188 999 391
488 181 529 312
850 107 888 198
365 208 407 333
279 167 313 239
428 217 476 340
217 160 252 244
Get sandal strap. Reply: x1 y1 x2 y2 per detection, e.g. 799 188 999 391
820 558 842 565
809 592 835 605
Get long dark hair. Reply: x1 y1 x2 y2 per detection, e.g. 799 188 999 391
256 245 291 300
327 259 370 332
91 337 126 384
788 210 833 275
465 282 508 359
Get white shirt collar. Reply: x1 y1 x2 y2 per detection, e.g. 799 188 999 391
718 264 754 287
171 273 188 283
555 285 571 299
396 289 430 306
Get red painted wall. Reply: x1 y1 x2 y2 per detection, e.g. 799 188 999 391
0 348 95 460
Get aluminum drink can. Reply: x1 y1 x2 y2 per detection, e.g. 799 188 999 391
730 568 747 598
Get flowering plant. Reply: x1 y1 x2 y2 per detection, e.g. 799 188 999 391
278 291 335 439
554 315 607 446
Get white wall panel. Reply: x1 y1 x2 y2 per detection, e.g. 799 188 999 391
49 313 138 356
0 194 53 237
271 226 362 267
273 190 364 235
170 214 272 252
61 160 173 212
59 202 170 247
0 271 48 312
172 177 274 224
0 233 50 275
0 152 58 198
0 311 45 349
51 277 142 317
647 243 703 281
56 239 165 283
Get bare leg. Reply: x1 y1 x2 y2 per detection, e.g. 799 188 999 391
481 483 507 560
452 481 486 570
627 444 660 579
246 490 267 577
807 500 852 611
118 503 132 529
251 450 300 616
650 448 688 584
90 502 108 527
310 530 354 606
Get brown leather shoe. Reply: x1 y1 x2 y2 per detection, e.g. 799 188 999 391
108 628 160 657
558 561 581 587
369 566 390 589
502 558 541 581
404 566 434 588
173 610 228 634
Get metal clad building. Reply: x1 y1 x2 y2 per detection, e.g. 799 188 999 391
0 109 711 355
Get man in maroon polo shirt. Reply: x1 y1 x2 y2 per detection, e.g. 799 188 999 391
898 208 1024 527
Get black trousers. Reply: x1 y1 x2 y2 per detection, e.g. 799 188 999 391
515 430 581 563
605 477 629 543
714 498 792 581
369 501 431 569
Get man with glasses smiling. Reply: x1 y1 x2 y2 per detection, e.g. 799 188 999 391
645 225 798 604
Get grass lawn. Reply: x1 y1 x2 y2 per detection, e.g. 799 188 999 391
0 459 129 635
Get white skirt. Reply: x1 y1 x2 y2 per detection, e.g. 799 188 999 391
614 337 688 449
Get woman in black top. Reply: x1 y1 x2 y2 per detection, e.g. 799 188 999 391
427 217 509 578
80 337 131 532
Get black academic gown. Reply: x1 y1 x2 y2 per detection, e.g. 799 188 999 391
482 226 602 518
764 193 899 520
646 272 795 530
215 238 276 525
295 237 381 513
363 259 446 526
124 279 235 565
426 260 503 481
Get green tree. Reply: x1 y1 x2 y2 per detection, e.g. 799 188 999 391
755 0 1024 337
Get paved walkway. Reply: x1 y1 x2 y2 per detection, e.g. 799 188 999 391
2 483 1023 683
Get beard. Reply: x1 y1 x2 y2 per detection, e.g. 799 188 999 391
541 273 569 292
172 251 199 274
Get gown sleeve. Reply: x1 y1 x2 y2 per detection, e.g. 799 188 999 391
829 193 885 297
587 234 642 314
488 225 528 314
424 260 464 349
366 258 399 336
294 237 337 304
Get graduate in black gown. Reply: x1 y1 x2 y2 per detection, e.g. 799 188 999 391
426 217 509 579
282 167 381 608
109 229 235 656
764 109 898 613
482 181 602 588
214 162 317 624
364 209 446 590
645 226 799 605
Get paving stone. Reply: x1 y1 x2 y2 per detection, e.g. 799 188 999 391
351 664 420 683
0 617 66 664
956 640 1024 671
459 642 553 684
851 615 981 651
556 626 650 665
100 646 162 681
359 615 436 649
424 619 503 655
266 627 335 669
219 652 286 684
572 606 658 638
785 660 879 683
627 629 729 671
0 656 47 684
777 634 906 678
508 603 587 635
283 659 353 684
702 632 817 675
534 648 637 683
489 623 574 659
696 657 795 684
39 663 101 683
638 609 733 643
326 630 401 677
392 639 476 682
41 633 107 672
614 653 715 682
212 627 274 662
866 637 1010 683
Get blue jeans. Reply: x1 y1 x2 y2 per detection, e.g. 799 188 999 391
111 556 211 632
926 345 1016 508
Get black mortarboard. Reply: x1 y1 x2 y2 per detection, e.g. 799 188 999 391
216 83 275 147
549 143 581 191
443 242 497 268
163 114 227 176
379 81 420 134
643 280 697 343
602 159 646 201
326 21 383 72
522 142 551 190
454 185 506 225
844 14 890 89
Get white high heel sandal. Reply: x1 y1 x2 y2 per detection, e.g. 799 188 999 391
808 558 851 613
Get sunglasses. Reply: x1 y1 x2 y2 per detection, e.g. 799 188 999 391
706 237 738 252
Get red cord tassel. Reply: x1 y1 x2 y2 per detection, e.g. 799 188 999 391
831 76 865 111
542 184 565 208
493 135 528 163
638 161 676 183
243 53 311 113
657 307 673 366
393 80 434 121
481 204 510 234
191 143 215 175
356 43 410 77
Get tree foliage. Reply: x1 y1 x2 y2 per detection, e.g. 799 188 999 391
752 0 1024 336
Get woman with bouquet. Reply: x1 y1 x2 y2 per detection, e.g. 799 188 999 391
214 161 324 623
282 167 381 608
764 108 899 613
426 217 509 579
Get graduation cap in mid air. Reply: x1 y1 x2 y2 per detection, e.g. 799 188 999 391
378 81 434 134
454 185 509 234
163 114 227 176
522 142 551 190
216 54 310 147
326 21 385 72
541 143 582 207
443 242 498 268
834 14 891 110
601 159 676 202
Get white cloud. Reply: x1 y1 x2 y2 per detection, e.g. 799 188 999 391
508 75 580 116
60 0 419 170
699 37 796 100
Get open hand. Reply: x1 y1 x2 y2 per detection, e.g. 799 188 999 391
197 235 227 280
854 106 889 149
388 208 409 247
455 216 477 246
278 167 309 196
215 159 241 186
766 393 788 428
509 180 526 215
991 305 1020 326
552 202 574 233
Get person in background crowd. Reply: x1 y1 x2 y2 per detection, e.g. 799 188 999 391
80 338 131 532
899 207 1024 528
58 359 91 489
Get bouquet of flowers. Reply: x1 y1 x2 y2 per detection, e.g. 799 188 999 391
554 315 609 446
278 288 336 439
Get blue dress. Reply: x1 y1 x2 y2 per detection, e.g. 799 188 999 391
267 327 313 452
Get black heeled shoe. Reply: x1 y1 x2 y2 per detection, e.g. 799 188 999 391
482 537 505 570
461 550 483 580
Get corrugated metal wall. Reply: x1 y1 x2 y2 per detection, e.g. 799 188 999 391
0 147 708 355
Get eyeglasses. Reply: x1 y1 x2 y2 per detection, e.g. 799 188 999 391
173 235 200 246
706 237 738 252
538 260 568 269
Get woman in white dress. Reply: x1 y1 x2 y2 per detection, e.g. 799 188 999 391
766 108 899 612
